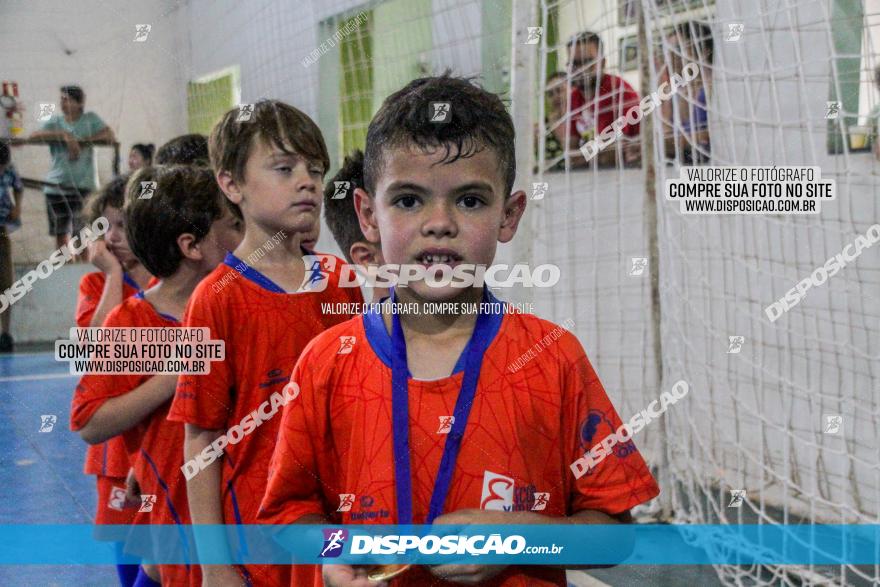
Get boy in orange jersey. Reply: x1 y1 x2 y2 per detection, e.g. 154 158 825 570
323 149 387 304
71 165 242 586
167 100 362 587
75 174 155 587
259 76 660 587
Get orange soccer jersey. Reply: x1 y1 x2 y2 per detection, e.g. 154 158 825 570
259 295 660 587
70 294 194 586
167 252 362 586
75 271 154 525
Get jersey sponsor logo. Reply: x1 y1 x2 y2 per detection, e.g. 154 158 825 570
337 336 356 355
349 494 391 521
258 368 288 388
437 415 455 434
320 529 348 558
480 471 547 512
138 494 157 513
480 471 514 510
531 492 550 511
579 409 637 467
107 486 127 511
338 493 356 512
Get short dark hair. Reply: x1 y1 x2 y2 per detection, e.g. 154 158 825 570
0 141 9 166
85 174 130 224
124 166 225 277
156 134 209 166
61 85 85 104
568 31 602 55
323 150 366 262
363 74 515 196
131 143 155 164
209 100 330 220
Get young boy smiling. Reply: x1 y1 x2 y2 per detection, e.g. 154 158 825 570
260 76 659 586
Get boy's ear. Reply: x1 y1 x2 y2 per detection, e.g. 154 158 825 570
498 190 527 244
354 187 381 244
177 233 204 262
215 170 243 207
349 241 382 268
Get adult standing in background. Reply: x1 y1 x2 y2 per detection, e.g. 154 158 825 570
29 85 115 256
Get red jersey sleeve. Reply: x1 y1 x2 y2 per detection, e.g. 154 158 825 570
568 87 587 136
259 339 334 525
559 333 660 516
167 284 234 430
75 272 105 328
69 305 146 431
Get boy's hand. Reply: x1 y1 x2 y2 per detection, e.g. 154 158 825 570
202 565 246 586
323 565 389 587
427 509 509 583
7 205 20 223
89 240 122 274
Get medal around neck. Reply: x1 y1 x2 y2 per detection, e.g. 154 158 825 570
367 564 411 581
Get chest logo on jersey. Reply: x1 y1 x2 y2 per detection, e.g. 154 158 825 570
480 471 548 512
437 416 455 434
337 336 356 355
348 494 391 521
259 368 288 389
337 493 356 512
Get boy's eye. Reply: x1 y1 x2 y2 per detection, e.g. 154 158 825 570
275 166 292 173
308 165 324 175
458 194 484 209
394 195 420 209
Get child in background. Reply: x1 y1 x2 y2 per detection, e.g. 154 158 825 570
78 175 154 327
128 143 155 171
260 75 660 587
168 100 362 587
71 165 242 587
73 173 155 587
155 134 209 167
322 149 387 302
0 141 23 352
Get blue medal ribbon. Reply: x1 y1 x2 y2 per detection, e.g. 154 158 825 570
390 288 497 525
122 272 140 291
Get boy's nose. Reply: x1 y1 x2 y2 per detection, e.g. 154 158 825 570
421 202 457 238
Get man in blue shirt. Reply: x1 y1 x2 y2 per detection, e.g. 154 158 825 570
30 85 115 255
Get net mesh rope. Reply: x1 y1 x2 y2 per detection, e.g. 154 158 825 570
531 1 880 585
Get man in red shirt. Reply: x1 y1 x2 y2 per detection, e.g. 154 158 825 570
565 31 642 166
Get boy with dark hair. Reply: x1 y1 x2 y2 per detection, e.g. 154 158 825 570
75 173 155 587
323 149 387 302
168 100 362 587
155 134 209 166
71 164 242 587
0 141 23 352
260 75 660 586
78 174 154 328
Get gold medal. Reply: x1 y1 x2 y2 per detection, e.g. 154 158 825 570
366 564 411 581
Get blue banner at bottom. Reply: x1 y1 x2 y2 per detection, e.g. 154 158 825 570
0 524 877 565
